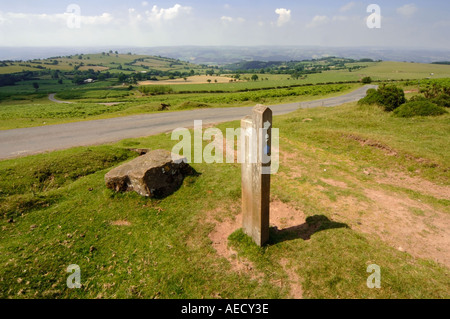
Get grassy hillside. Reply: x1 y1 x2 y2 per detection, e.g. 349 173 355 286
0 53 204 75
0 101 448 299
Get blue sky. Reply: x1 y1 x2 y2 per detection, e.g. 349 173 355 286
0 1 449 49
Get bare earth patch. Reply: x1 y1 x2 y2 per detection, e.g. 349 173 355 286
279 136 450 268
320 178 349 189
375 171 450 200
270 200 307 231
206 200 307 294
280 258 303 299
331 189 450 267
111 220 132 226
344 134 398 156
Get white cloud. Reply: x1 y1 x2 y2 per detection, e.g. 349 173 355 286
0 11 114 26
397 4 418 18
221 16 233 23
275 8 291 27
221 16 245 25
81 13 113 25
142 1 149 7
339 2 356 13
145 4 192 22
306 15 329 28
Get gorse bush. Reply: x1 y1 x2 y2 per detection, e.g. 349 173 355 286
361 76 372 84
420 82 450 99
376 85 407 112
358 88 379 105
359 85 406 112
393 101 448 118
431 93 450 108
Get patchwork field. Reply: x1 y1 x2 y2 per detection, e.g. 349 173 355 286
139 75 238 85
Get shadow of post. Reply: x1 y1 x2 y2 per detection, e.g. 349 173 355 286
268 215 350 245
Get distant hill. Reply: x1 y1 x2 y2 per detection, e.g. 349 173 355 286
0 53 205 75
1 46 449 65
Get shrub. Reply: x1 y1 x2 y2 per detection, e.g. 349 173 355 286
377 85 406 112
358 89 379 105
421 83 450 99
359 85 406 112
393 101 447 118
361 77 372 84
431 93 450 108
409 95 428 102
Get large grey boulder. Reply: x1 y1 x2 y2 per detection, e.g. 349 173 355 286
105 149 194 198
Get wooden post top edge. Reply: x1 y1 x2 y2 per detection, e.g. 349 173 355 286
253 104 272 115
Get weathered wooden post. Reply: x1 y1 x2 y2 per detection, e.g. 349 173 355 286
241 105 272 246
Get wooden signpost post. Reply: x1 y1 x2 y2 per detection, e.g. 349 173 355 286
241 105 272 247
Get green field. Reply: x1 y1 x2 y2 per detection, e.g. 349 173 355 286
0 53 204 75
146 62 450 93
1 101 449 299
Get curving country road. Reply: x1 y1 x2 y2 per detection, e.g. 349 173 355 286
0 85 377 160
48 93 74 104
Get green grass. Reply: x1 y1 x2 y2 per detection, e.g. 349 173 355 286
361 61 450 81
0 101 448 299
169 62 450 93
278 102 450 182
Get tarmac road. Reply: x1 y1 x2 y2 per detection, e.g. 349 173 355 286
48 93 74 104
0 85 377 160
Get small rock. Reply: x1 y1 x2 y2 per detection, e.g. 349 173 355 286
398 246 405 252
